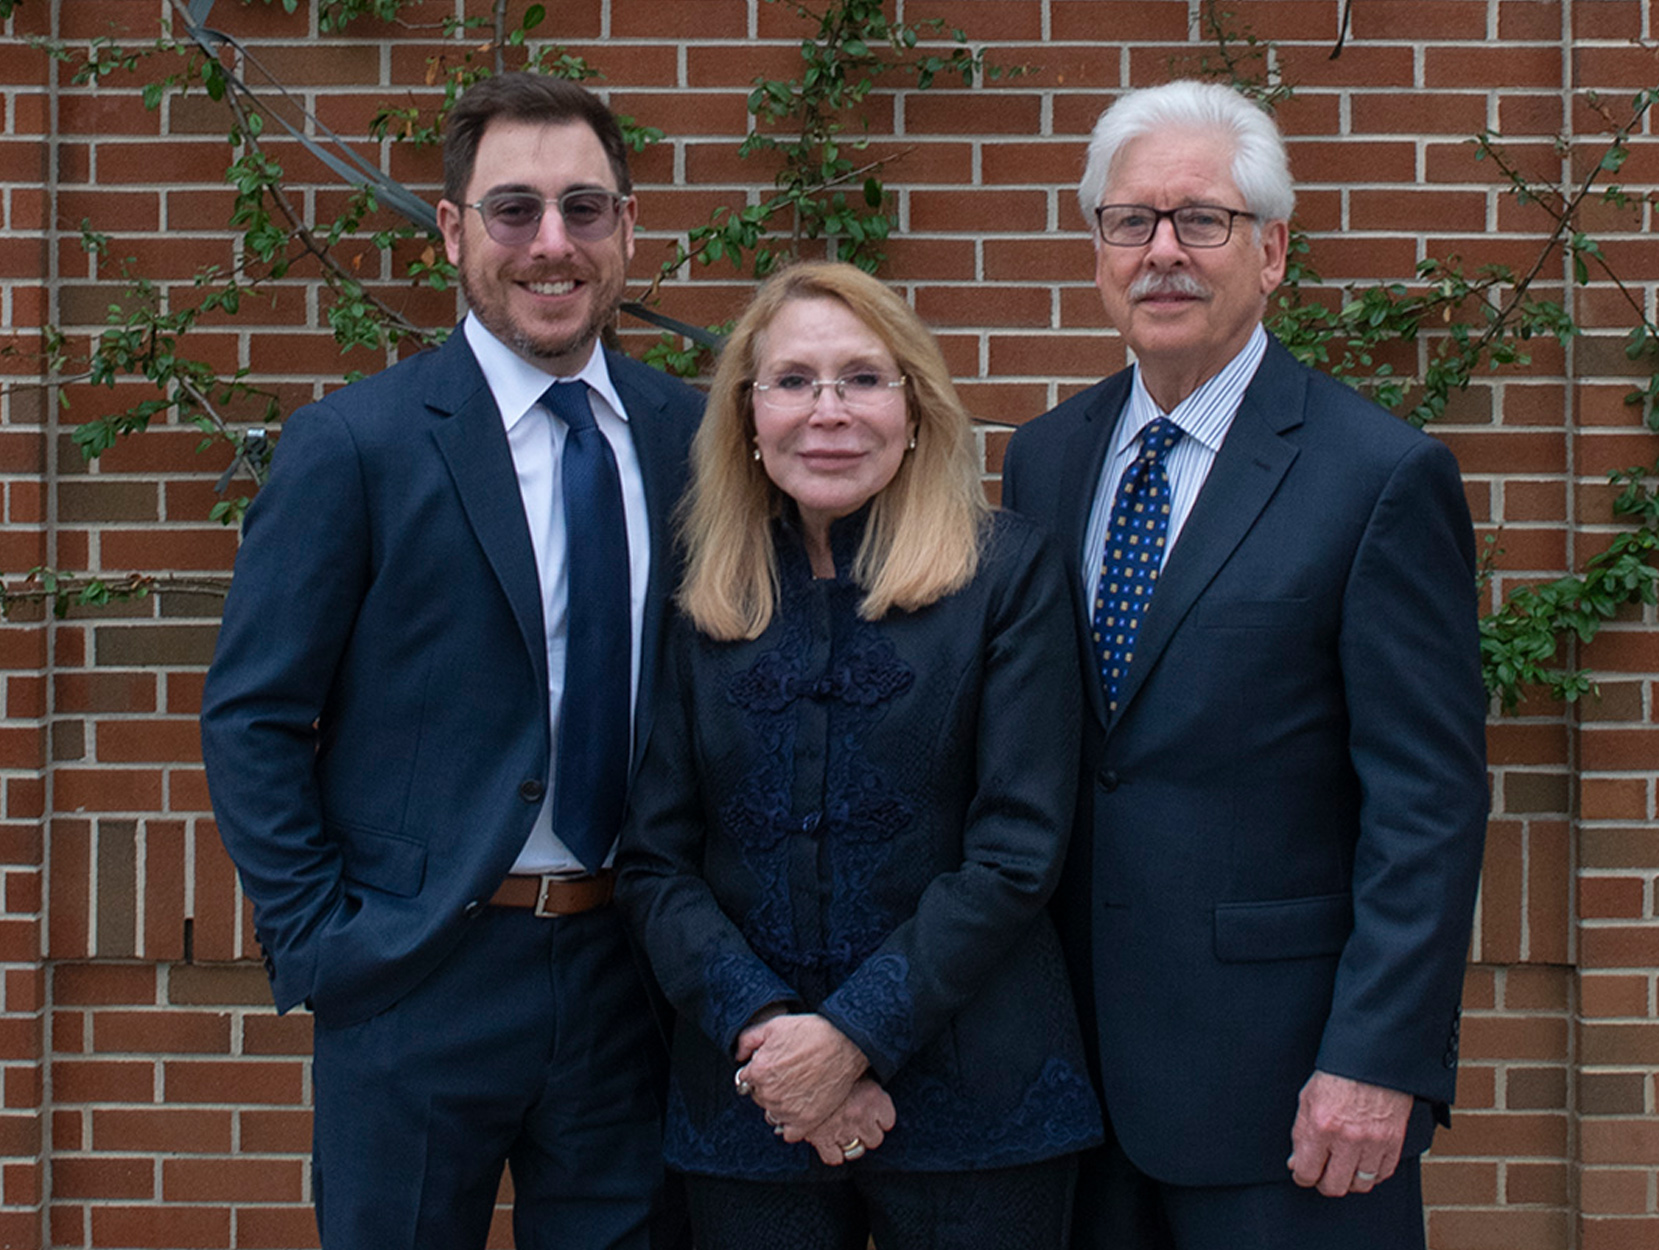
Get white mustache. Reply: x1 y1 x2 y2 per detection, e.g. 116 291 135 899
1130 271 1210 301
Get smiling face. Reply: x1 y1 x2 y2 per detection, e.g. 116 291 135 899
1093 127 1288 410
437 117 636 374
750 296 914 551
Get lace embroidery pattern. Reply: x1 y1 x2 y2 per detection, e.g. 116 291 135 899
701 949 789 1047
822 951 914 1070
877 1056 1103 1170
716 568 916 985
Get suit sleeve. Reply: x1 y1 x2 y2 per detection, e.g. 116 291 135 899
199 401 372 1013
1317 434 1488 1105
816 524 1083 1082
614 623 802 1056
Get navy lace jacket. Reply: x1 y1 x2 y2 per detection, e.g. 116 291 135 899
616 507 1103 1179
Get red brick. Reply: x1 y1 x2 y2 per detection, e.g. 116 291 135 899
93 1011 229 1056
1581 1118 1659 1165
1579 876 1648 921
242 1014 313 1057
1428 1207 1572 1250
92 1106 231 1153
1421 1157 1499 1205
163 1059 303 1106
53 964 155 1008
90 1203 230 1247
1579 974 1651 1019
51 1060 153 1105
236 1204 321 1250
240 1108 313 1154
51 769 163 814
51 1155 153 1201
90 718 202 764
1433 1110 1568 1157
1580 1217 1659 1250
162 1155 304 1203
1581 1168 1653 1216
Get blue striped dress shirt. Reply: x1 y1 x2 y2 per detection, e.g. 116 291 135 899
1079 323 1270 593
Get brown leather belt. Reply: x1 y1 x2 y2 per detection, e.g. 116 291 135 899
489 870 614 917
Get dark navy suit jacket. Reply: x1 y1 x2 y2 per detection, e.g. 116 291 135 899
1002 335 1488 1187
200 330 703 1027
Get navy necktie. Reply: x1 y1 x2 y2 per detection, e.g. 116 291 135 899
541 381 631 872
1093 417 1184 713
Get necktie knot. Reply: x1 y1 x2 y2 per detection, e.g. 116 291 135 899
541 381 596 433
1138 417 1183 463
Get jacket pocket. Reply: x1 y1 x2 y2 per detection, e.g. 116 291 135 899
334 825 426 898
1213 892 1351 963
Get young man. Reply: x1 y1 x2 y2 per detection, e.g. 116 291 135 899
201 74 703 1249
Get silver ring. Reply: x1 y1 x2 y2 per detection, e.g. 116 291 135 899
734 1068 753 1098
1354 1170 1378 1182
842 1138 866 1160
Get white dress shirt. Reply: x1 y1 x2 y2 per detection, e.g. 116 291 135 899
463 315 649 874
1080 322 1269 593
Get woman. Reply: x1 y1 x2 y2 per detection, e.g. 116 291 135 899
615 262 1101 1248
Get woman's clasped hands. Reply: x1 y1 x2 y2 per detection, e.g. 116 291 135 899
733 1012 895 1166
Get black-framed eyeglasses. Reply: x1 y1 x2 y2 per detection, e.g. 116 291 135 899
467 188 630 246
1094 203 1257 248
750 371 909 414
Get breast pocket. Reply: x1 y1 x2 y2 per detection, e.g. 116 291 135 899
1192 598 1311 630
1213 893 1352 963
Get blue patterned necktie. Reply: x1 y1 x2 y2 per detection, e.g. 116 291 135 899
1093 417 1184 713
541 381 631 872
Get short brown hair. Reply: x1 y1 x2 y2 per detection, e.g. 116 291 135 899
442 72 633 204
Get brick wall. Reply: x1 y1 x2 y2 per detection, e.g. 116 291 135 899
2 1 1655 1246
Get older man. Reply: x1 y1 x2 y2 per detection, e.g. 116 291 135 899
201 74 702 1249
1003 80 1488 1249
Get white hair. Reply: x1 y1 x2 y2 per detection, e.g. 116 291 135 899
1077 80 1295 228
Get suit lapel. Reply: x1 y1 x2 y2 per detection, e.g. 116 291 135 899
1109 339 1306 725
427 331 550 693
606 351 679 772
1063 374 1131 731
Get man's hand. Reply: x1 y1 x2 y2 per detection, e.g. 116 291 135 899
733 1013 867 1139
1288 1070 1412 1197
803 1078 896 1165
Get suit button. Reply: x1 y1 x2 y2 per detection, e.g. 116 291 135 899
1098 768 1120 792
518 779 545 802
463 900 483 919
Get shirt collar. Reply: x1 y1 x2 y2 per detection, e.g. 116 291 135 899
1116 322 1269 457
462 313 630 433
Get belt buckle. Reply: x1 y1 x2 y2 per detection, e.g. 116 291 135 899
533 875 563 918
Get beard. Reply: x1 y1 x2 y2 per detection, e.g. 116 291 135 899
455 236 626 366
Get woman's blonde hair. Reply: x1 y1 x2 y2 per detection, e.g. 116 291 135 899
677 261 990 641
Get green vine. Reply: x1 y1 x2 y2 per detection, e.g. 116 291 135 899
1189 4 1658 711
1480 462 1659 710
640 0 1024 374
4 0 1016 615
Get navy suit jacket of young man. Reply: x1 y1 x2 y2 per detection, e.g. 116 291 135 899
200 329 703 1029
1001 334 1488 1188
